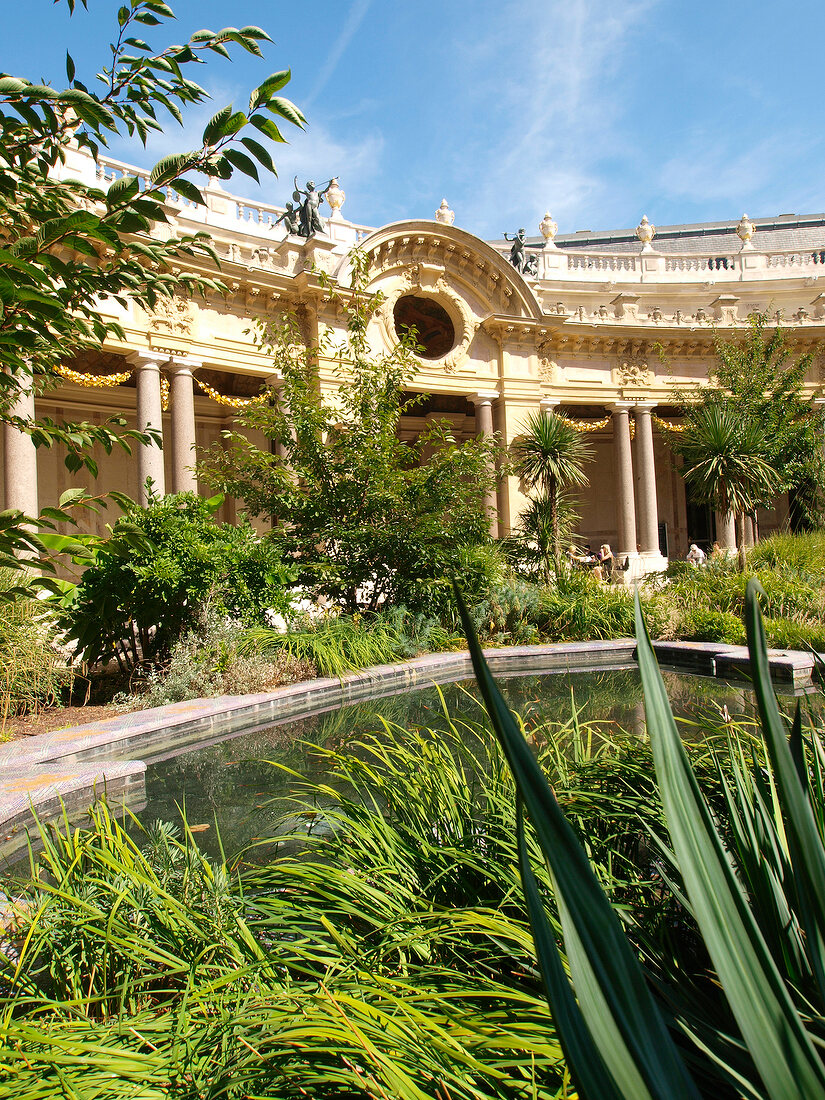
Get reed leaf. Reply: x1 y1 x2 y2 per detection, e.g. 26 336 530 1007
634 586 825 1099
454 582 700 1100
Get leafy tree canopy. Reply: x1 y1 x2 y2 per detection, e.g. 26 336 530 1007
0 0 303 566
200 251 500 617
671 313 825 528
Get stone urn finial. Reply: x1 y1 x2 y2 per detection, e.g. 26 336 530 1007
435 198 455 225
539 211 558 247
736 213 755 250
636 214 656 252
326 177 345 218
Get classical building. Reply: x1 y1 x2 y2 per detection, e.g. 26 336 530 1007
4 147 825 576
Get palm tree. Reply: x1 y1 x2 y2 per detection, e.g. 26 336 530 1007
511 410 593 576
674 402 782 571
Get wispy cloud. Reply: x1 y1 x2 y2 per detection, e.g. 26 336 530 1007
305 0 373 107
657 130 825 216
454 0 661 237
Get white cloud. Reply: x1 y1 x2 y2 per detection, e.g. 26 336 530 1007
657 130 825 216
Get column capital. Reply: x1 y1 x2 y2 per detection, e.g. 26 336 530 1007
168 356 202 375
633 401 657 413
539 397 560 412
131 350 170 369
468 390 499 406
609 400 635 414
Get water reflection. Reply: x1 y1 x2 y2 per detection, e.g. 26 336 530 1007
138 669 764 861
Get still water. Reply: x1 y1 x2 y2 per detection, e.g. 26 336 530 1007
137 668 766 860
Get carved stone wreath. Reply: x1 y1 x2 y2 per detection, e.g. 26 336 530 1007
376 264 476 373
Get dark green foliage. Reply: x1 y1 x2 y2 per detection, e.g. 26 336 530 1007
670 314 825 564
63 492 295 670
201 251 499 616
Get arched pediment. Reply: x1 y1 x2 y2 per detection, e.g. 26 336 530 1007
334 221 543 322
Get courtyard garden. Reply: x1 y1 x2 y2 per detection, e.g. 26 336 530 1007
5 3 825 1097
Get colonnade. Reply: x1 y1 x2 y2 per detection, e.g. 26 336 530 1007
1 353 202 516
135 353 200 503
2 374 744 571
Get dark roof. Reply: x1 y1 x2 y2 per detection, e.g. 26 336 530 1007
490 214 825 256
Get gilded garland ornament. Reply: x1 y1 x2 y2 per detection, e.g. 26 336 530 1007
194 377 266 409
55 364 133 387
652 414 685 433
558 414 611 432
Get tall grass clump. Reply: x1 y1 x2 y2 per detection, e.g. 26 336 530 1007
0 569 72 731
244 606 461 678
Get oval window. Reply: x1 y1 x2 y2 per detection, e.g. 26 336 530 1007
393 295 456 359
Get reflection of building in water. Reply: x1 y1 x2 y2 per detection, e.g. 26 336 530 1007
5 146 825 577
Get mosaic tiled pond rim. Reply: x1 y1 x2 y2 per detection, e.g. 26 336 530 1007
0 638 817 863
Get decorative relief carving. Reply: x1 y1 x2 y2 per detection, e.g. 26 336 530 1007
148 296 194 338
612 354 653 388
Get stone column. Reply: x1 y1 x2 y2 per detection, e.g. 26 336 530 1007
715 510 737 552
610 402 638 570
134 354 166 503
634 402 666 572
540 396 559 418
3 377 39 516
469 391 499 538
169 357 201 495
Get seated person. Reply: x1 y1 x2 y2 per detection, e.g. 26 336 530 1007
686 543 707 566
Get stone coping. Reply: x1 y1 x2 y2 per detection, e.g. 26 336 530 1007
0 638 817 862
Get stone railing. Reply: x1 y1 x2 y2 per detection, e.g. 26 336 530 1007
529 244 825 284
90 154 372 243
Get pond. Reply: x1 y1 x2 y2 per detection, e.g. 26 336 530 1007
137 667 766 861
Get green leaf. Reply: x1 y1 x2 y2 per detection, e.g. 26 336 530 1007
634 589 825 1100
172 178 205 205
224 148 259 182
202 104 232 146
105 174 141 206
745 578 825 1002
248 69 290 112
240 136 275 174
454 583 700 1100
267 96 306 128
149 152 188 184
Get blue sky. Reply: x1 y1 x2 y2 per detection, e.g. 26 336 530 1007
6 0 825 239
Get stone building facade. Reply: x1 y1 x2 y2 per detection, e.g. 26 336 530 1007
4 148 825 576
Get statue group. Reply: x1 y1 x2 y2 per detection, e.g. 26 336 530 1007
503 228 543 277
275 177 335 237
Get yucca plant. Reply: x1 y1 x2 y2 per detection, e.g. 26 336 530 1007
456 576 825 1098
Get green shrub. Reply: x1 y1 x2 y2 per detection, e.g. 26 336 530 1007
63 493 295 671
470 576 544 644
538 571 635 640
679 607 746 644
124 615 317 708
